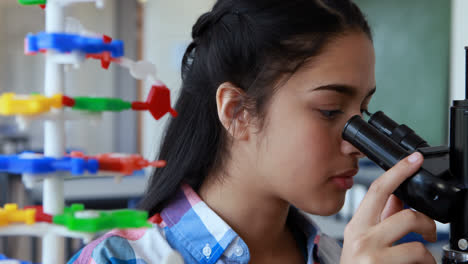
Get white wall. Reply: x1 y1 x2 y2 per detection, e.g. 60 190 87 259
142 0 215 160
450 0 468 102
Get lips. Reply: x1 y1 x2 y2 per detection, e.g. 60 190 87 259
332 168 359 178
330 168 359 190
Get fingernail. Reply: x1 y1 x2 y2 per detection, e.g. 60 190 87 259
408 152 421 163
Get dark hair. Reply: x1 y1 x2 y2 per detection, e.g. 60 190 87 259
139 0 372 215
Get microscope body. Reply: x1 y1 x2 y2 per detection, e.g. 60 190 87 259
341 46 468 263
342 104 468 263
446 100 468 263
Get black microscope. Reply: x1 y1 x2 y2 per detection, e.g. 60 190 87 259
342 47 468 263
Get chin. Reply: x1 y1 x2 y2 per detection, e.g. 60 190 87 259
317 205 343 216
298 194 346 216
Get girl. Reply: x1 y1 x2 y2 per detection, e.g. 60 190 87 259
70 0 437 263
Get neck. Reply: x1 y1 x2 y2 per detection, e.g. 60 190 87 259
199 161 291 254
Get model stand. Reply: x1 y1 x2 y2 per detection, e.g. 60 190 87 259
0 1 177 263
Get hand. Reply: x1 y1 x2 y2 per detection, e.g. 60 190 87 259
340 152 437 264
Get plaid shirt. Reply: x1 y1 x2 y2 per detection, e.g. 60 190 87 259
69 184 341 264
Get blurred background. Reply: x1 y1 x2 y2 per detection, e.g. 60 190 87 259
0 0 466 263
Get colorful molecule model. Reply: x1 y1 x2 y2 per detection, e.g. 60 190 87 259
0 93 62 116
53 204 151 233
0 204 36 226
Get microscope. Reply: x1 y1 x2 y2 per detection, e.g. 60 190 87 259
342 47 468 263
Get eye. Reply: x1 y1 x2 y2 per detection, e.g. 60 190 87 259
319 109 344 119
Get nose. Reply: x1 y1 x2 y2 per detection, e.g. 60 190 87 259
341 137 365 159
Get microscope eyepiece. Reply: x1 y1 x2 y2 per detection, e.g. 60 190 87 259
368 111 429 151
342 115 408 170
342 114 461 223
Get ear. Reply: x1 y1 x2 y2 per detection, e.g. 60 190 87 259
216 82 251 140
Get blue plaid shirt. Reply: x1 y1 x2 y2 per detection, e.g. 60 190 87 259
69 184 341 264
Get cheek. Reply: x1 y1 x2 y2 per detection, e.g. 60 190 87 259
255 96 347 215
258 98 339 185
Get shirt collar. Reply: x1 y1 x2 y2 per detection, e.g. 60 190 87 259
156 184 322 264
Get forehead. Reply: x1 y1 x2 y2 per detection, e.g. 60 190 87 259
288 32 376 97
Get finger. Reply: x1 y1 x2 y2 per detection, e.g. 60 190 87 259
380 194 404 222
372 209 437 246
383 242 436 264
351 152 423 227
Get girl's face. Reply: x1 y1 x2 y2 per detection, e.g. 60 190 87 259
254 32 375 215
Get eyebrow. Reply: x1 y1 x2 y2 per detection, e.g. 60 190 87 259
312 84 376 99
